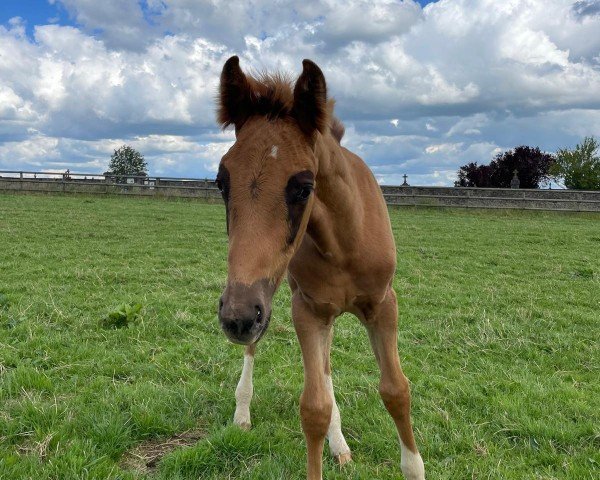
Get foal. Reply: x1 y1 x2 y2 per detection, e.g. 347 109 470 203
216 56 425 480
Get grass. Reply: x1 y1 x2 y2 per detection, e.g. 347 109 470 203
0 193 599 480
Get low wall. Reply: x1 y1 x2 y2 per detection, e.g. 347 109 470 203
1 175 599 212
380 186 600 212
0 177 222 200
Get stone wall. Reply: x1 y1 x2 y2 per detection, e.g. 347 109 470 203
380 186 600 212
0 177 223 200
1 176 599 212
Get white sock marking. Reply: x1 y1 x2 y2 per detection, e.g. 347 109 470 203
400 439 425 479
234 353 254 428
325 374 351 457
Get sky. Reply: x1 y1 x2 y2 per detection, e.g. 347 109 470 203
0 1 599 185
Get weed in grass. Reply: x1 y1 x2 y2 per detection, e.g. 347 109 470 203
101 303 143 329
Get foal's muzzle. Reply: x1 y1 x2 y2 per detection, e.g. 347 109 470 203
218 281 273 345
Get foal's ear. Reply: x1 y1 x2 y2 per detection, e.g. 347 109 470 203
218 55 253 133
292 59 328 137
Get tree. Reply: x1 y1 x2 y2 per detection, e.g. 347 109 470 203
106 145 148 179
551 137 600 190
455 162 493 187
455 146 554 188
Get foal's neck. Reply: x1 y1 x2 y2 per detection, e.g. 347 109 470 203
306 135 362 260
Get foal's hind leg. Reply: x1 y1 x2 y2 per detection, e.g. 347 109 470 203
323 329 352 465
364 288 425 480
233 343 255 430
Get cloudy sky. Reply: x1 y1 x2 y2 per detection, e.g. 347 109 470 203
1 0 599 185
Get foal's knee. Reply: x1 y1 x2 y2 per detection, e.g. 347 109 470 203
300 391 333 438
379 375 411 416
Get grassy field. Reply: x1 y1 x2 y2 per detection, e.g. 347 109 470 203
0 193 598 480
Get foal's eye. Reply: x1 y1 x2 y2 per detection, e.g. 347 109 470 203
296 185 313 202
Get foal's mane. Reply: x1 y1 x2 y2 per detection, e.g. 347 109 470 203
219 71 344 143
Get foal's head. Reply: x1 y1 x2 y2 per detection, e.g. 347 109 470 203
216 56 330 345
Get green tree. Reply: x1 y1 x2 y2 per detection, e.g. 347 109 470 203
106 145 148 178
551 136 600 190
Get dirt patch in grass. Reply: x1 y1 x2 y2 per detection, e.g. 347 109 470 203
16 433 54 461
120 429 205 475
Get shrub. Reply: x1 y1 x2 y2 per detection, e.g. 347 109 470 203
551 136 600 190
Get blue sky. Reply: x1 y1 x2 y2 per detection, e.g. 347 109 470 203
1 0 67 36
0 0 599 184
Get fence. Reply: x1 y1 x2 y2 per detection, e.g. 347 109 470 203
1 170 600 212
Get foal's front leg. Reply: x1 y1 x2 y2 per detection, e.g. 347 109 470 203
324 329 352 465
233 343 255 430
293 294 333 480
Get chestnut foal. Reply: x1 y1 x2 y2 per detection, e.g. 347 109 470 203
216 56 425 480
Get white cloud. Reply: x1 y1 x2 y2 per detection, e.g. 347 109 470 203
0 85 38 121
52 0 154 50
499 28 570 67
425 142 463 155
312 0 423 49
446 113 490 137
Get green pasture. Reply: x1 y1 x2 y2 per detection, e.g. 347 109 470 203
0 193 598 479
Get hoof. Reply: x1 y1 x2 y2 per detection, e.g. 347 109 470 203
335 452 352 466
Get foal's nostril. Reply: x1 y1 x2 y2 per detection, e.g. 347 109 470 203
255 305 263 323
225 320 236 332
